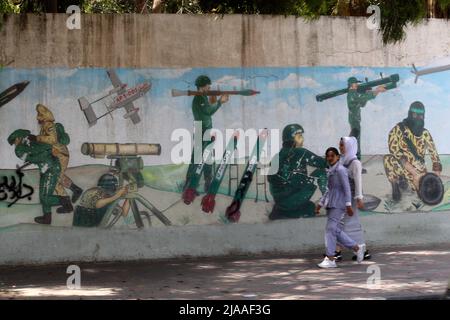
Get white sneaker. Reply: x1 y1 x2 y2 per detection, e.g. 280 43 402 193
318 257 337 268
355 244 366 263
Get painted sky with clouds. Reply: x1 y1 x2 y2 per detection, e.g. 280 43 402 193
0 64 449 168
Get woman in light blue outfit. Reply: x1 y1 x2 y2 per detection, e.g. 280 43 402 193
336 137 371 261
315 147 365 268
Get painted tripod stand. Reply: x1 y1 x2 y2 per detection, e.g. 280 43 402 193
99 191 172 229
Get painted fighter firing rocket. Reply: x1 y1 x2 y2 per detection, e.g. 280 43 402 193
0 81 30 109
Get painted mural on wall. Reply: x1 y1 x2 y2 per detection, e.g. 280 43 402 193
1 60 450 231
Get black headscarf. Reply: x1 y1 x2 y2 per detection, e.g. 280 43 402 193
403 101 425 136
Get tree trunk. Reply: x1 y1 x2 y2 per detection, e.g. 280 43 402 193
152 0 164 13
428 0 435 18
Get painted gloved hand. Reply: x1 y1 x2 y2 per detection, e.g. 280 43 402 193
27 134 37 142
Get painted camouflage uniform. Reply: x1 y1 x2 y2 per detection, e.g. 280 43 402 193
383 121 441 191
73 188 109 227
73 174 121 227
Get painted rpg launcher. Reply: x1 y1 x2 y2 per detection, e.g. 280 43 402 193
171 89 260 97
315 74 400 102
411 63 450 83
201 132 240 214
225 129 268 223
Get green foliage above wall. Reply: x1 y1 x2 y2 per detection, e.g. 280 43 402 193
0 0 449 44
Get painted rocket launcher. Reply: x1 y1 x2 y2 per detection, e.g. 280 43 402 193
315 74 400 102
171 89 260 97
201 132 240 214
225 129 268 223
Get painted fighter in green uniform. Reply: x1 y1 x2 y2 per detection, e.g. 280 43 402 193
347 77 386 160
268 124 327 220
8 129 61 225
184 75 229 192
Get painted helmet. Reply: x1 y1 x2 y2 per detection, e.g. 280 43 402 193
97 173 119 195
282 124 304 143
195 75 211 88
7 129 31 145
347 77 361 86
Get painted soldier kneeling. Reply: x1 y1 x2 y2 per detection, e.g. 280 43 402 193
268 124 327 220
73 174 129 228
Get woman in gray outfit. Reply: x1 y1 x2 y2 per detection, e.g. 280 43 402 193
336 136 371 261
315 147 365 268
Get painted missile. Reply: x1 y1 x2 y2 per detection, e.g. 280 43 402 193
201 131 240 214
225 129 268 223
411 63 450 83
172 89 260 97
0 81 30 108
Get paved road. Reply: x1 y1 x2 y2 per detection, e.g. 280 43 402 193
0 244 449 300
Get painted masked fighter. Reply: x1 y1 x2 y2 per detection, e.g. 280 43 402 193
383 101 442 202
8 129 62 225
184 75 229 193
347 77 386 160
268 124 327 220
28 104 83 214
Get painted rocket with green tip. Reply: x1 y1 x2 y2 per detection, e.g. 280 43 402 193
201 131 240 214
225 129 268 223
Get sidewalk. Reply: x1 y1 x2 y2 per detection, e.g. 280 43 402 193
0 244 449 300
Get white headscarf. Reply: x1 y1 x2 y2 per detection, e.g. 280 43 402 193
340 136 358 166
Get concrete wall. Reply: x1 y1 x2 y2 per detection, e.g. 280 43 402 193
2 212 450 266
2 14 450 68
1 14 450 266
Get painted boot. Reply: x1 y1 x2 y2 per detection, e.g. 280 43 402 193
34 212 52 225
70 183 83 203
391 181 401 202
56 196 73 214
